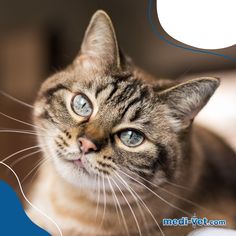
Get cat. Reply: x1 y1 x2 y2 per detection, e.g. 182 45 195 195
26 10 236 236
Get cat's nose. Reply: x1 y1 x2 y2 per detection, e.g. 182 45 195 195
78 137 97 154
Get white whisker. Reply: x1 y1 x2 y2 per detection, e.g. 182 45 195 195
0 111 47 132
21 158 48 184
118 169 192 216
1 145 45 163
110 177 142 236
28 158 50 186
95 175 101 219
98 174 107 228
106 176 130 236
10 149 42 167
114 172 165 236
0 129 52 138
113 174 150 236
164 180 192 191
126 168 206 211
106 177 122 228
0 91 34 109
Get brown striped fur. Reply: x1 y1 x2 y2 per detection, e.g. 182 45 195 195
27 10 236 236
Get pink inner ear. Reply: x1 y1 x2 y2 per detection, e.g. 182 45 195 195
183 109 200 126
183 102 202 124
76 54 101 71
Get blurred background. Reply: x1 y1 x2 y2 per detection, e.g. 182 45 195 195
0 0 235 197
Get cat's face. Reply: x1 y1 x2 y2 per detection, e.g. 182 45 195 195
33 11 219 190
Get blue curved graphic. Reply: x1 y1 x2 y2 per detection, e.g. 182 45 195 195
0 180 50 236
148 0 236 63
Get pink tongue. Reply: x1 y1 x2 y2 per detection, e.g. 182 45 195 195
74 159 84 167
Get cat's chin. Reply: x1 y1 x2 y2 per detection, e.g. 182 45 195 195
52 156 99 189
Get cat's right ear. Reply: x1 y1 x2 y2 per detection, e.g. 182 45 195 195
74 10 121 73
158 77 220 132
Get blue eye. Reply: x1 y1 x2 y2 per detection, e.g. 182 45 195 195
119 130 144 147
72 94 93 117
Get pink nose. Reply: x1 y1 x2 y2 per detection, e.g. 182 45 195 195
78 137 97 154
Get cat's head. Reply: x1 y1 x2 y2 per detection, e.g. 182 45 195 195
33 10 219 190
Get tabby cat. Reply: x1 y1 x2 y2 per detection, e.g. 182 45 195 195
27 10 236 236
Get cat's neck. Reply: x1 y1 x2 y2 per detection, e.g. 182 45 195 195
32 162 174 235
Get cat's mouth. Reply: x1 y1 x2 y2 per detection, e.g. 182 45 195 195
61 153 92 174
59 152 84 166
58 152 114 177
73 158 84 168
65 155 86 168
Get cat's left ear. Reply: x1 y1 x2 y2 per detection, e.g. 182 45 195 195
158 77 220 131
74 10 121 72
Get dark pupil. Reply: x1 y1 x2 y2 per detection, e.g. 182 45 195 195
128 131 133 139
120 130 143 147
129 132 138 144
81 101 87 108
